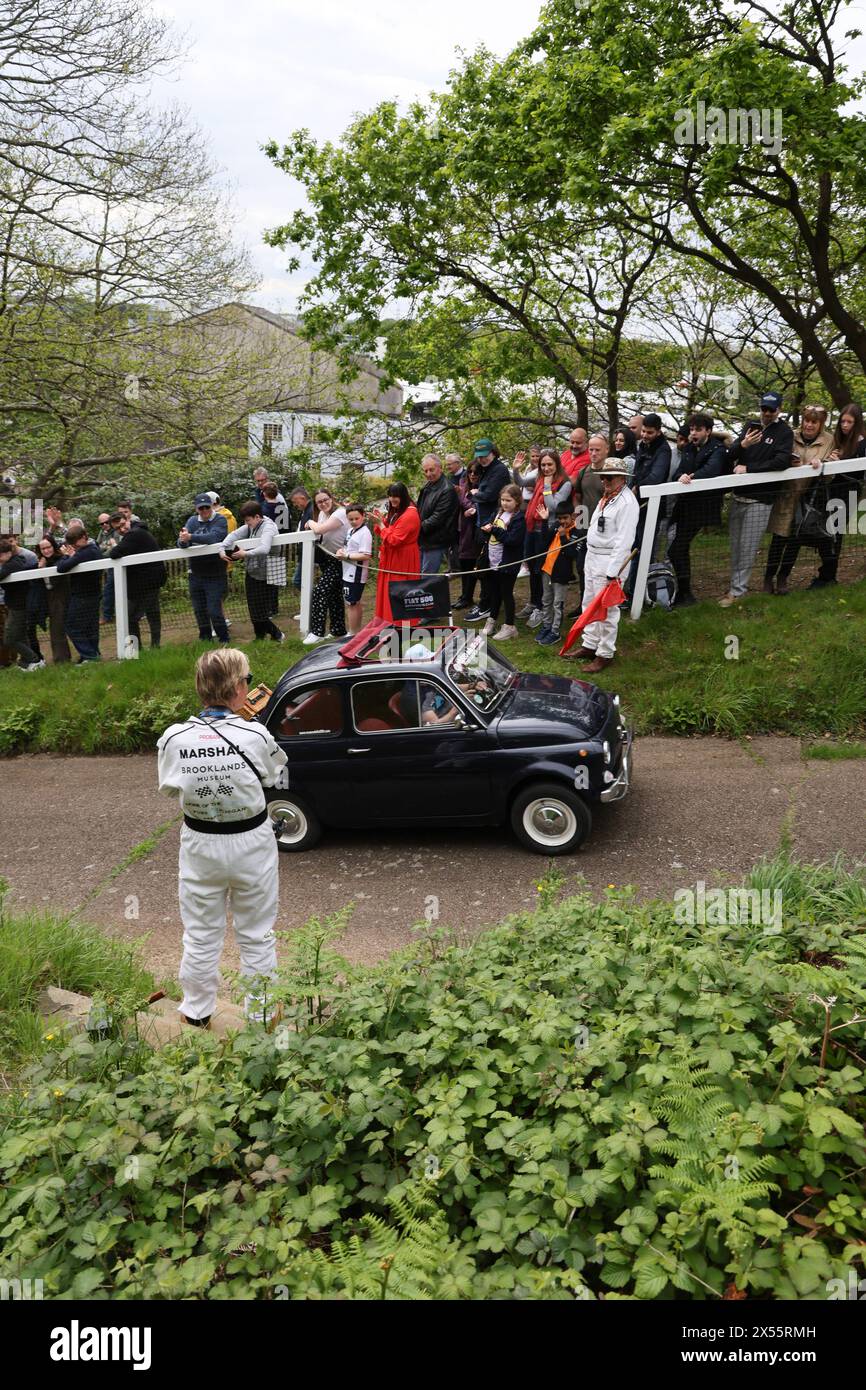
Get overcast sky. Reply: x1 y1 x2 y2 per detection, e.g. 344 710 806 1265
151 1 541 309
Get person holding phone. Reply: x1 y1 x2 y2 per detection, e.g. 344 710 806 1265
719 391 794 606
372 483 421 623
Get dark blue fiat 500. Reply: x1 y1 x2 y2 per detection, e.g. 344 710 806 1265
259 622 632 855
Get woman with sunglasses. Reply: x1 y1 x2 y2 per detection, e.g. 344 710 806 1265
157 648 288 1030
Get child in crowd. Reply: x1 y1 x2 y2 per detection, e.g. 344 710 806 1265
480 484 526 640
536 501 579 646
516 448 573 628
335 503 373 634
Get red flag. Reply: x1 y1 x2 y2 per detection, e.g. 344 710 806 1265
560 578 627 655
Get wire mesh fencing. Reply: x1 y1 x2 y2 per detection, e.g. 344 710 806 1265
631 460 866 616
0 533 313 666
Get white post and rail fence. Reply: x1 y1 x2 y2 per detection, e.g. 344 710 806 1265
3 462 866 661
629 458 866 621
1 530 317 659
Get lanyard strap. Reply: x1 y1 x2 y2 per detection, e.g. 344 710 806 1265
193 716 265 785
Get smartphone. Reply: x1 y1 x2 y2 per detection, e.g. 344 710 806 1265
743 420 761 433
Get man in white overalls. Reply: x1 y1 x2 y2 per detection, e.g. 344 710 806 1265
157 648 288 1027
575 458 639 673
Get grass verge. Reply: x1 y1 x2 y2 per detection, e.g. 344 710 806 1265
803 740 866 761
0 580 864 751
0 878 153 1070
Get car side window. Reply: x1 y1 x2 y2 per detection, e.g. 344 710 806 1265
351 679 463 733
352 679 420 732
275 684 344 738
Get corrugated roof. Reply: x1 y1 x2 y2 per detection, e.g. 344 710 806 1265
226 302 390 382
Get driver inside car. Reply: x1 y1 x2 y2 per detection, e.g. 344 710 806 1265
454 670 495 707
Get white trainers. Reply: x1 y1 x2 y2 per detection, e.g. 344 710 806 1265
482 617 496 636
25 660 46 670
302 632 322 645
527 608 544 629
492 624 517 641
517 564 529 578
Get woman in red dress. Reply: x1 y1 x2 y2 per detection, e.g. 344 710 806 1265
373 483 421 622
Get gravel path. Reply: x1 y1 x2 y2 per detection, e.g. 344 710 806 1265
2 738 863 983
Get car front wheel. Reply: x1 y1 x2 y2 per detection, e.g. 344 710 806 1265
510 782 592 855
267 794 322 852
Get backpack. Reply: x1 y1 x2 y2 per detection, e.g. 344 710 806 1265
645 561 678 610
793 478 834 542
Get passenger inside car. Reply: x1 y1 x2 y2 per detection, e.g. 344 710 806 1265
350 679 460 731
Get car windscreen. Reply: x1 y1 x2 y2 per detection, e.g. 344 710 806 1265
445 635 514 714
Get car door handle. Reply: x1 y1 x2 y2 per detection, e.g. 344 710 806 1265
348 747 371 754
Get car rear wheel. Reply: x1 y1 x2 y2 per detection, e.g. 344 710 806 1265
510 782 592 855
267 794 322 852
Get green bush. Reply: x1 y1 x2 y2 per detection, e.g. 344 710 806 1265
0 705 41 755
1 857 865 1300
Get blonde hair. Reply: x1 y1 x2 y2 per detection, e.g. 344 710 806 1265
195 648 248 709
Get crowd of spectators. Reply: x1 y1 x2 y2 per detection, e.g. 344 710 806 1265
2 396 864 670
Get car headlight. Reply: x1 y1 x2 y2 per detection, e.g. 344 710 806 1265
602 740 611 764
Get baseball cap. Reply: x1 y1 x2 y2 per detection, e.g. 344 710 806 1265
194 493 213 508
206 491 220 505
472 438 495 458
761 392 783 410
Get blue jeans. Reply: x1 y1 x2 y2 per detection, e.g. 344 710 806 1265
65 595 101 661
189 573 229 641
420 547 446 575
101 568 115 621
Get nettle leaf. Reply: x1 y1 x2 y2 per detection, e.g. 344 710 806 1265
634 1266 669 1299
703 1047 735 1074
69 1268 105 1298
808 1109 835 1138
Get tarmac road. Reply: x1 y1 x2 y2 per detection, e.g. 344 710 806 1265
1 737 863 985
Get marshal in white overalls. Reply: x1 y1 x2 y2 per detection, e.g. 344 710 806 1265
157 712 288 1023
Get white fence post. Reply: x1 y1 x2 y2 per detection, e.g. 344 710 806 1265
113 559 134 659
299 531 314 636
629 494 661 621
